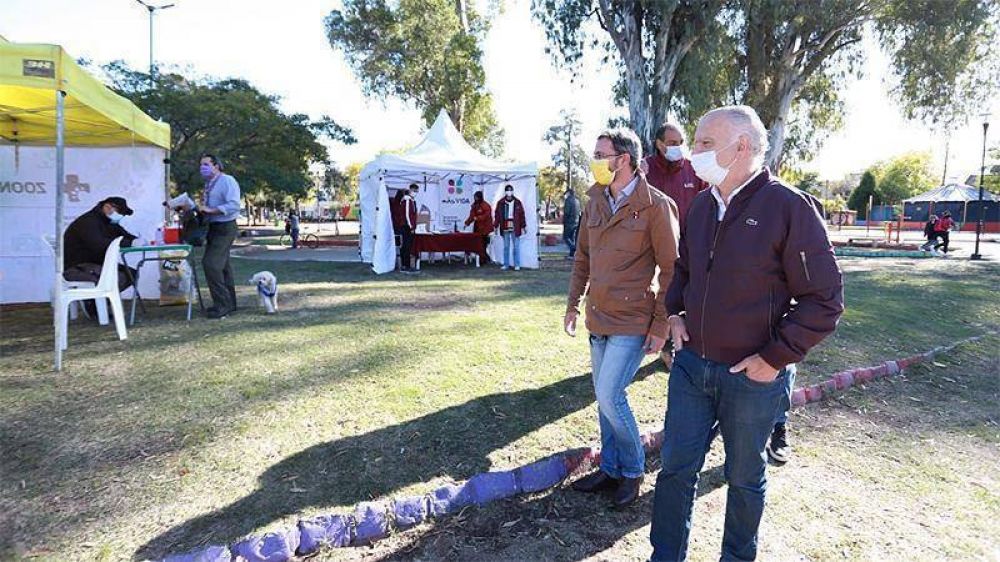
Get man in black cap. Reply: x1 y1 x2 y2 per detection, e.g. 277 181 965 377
63 197 138 315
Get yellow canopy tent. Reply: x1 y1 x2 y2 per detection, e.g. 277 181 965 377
0 36 171 370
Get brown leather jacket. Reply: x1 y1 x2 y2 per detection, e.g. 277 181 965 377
567 174 680 339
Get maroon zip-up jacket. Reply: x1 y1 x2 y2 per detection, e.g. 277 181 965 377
665 168 844 369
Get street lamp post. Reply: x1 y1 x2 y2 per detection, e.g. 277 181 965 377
135 0 175 89
971 112 990 261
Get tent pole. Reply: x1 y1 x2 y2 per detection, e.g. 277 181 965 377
54 90 65 372
164 149 171 224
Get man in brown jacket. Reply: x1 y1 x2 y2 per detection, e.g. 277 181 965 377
649 106 844 562
565 128 680 508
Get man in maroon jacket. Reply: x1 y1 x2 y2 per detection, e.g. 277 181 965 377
643 121 710 370
493 185 527 270
649 106 844 562
643 121 709 229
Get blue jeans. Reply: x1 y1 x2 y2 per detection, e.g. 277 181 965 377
291 227 300 249
650 349 792 562
501 231 520 268
589 334 647 479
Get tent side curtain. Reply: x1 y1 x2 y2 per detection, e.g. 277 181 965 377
0 41 170 148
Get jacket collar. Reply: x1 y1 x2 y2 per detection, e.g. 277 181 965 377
587 172 656 220
710 167 772 222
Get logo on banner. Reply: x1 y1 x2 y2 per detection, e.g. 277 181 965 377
0 181 47 194
0 173 90 201
64 174 91 202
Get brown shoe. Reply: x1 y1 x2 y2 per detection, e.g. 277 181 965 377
613 475 643 508
570 470 619 493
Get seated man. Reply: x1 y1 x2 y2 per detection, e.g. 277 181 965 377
63 197 138 314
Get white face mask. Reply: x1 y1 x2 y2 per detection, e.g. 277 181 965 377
690 140 738 186
664 145 685 162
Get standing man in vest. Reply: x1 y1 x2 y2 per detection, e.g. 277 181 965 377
199 154 242 319
494 185 527 271
643 120 710 369
399 184 418 273
649 106 843 561
565 128 680 508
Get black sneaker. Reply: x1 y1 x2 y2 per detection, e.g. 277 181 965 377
767 422 790 464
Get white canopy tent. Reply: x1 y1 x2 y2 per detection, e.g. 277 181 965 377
359 110 538 274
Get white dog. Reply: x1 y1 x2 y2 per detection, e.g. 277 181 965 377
248 271 278 313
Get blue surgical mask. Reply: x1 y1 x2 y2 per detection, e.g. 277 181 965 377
200 164 215 179
108 211 124 224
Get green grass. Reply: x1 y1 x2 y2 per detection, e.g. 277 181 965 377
0 256 997 561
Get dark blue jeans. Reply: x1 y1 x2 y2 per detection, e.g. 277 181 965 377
650 349 792 562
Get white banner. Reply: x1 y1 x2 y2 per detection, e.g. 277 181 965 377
0 145 168 304
437 175 474 231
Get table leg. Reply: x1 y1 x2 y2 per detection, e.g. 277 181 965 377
120 256 145 326
188 258 206 313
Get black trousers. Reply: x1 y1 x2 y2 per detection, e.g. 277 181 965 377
203 220 238 311
63 263 135 292
400 225 414 269
934 231 950 253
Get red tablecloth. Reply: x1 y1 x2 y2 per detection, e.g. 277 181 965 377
412 233 487 258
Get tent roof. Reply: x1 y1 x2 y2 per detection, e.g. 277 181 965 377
904 183 998 203
362 109 536 179
0 37 170 149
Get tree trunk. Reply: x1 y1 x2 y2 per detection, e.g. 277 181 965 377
763 73 801 170
454 0 469 33
599 0 651 154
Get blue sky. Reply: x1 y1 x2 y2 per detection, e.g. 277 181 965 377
3 0 996 182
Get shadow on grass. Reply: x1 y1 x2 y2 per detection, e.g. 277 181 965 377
134 361 664 560
0 341 402 501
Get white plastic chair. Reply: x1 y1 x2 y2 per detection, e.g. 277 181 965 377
42 235 108 324
56 236 127 350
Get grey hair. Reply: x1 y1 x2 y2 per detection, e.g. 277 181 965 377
654 120 687 145
597 127 643 170
700 105 769 167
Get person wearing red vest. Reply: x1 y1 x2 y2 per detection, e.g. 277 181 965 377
642 121 709 229
933 210 954 254
493 185 527 270
465 190 494 263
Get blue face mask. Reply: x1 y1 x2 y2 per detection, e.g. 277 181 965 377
108 211 124 224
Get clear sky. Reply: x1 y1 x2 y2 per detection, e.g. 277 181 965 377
3 0 997 183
